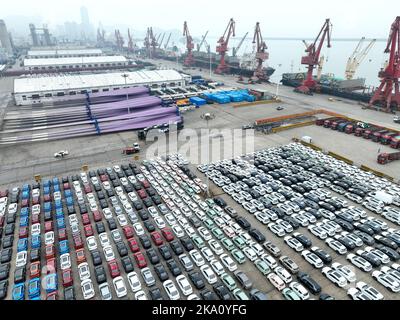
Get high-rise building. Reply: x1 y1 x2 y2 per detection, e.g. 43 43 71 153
0 20 13 55
80 6 94 40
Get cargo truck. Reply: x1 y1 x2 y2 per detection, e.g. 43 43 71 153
316 119 325 126
324 117 344 128
372 130 389 142
363 126 383 139
337 121 352 132
377 152 400 164
331 119 348 130
381 132 399 145
344 123 358 134
390 136 400 149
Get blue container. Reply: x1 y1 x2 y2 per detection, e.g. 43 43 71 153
189 97 207 107
31 235 41 249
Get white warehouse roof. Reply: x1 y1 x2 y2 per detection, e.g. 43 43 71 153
24 55 128 68
27 49 103 57
14 69 188 94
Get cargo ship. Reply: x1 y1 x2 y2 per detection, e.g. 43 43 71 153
281 72 373 103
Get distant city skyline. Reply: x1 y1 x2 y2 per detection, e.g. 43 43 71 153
0 0 398 41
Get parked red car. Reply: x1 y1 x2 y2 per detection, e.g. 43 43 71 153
128 238 140 253
84 185 92 194
63 183 70 190
31 214 40 224
0 216 4 228
32 197 40 205
161 227 174 242
45 244 55 260
58 228 67 241
134 252 147 269
0 190 8 197
46 258 57 274
19 226 29 239
142 180 150 189
46 292 58 300
73 235 84 250
62 269 73 288
29 261 41 279
151 231 164 246
21 199 29 208
92 210 102 222
45 221 54 232
122 226 135 239
75 249 86 265
84 225 94 237
43 194 51 202
100 175 108 182
81 213 90 225
137 189 147 199
107 260 121 278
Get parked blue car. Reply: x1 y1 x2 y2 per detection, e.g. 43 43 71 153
45 274 58 293
52 177 59 186
44 202 52 213
20 216 29 227
66 197 74 207
43 179 51 188
43 187 51 195
53 184 60 192
28 278 40 299
31 235 41 249
55 200 63 210
12 283 25 300
64 190 72 198
20 207 29 218
56 209 64 220
21 191 30 200
59 240 69 255
17 238 28 252
56 218 66 229
22 184 30 192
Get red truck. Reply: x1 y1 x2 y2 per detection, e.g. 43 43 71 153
390 136 400 149
345 123 357 134
372 130 389 143
377 152 400 164
331 120 348 130
381 132 399 145
363 127 383 139
324 118 343 128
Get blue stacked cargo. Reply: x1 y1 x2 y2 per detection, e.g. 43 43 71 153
211 94 230 104
189 97 207 108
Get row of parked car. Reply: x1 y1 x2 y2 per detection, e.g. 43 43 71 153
198 143 400 299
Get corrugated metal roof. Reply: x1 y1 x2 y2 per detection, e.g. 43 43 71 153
27 49 103 56
24 56 128 67
14 69 187 94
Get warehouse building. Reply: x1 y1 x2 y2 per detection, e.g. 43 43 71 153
23 55 129 71
26 48 103 59
14 69 191 105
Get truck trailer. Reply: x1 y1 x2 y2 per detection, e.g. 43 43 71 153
377 151 400 164
381 132 399 145
363 127 383 139
372 130 389 143
390 136 400 149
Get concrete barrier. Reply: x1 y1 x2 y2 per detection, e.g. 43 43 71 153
233 99 281 108
272 120 316 133
360 165 394 181
328 151 354 165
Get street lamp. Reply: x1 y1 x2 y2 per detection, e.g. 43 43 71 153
121 73 130 113
200 112 216 197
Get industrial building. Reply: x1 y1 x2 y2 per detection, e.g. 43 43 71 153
23 55 129 71
13 69 191 105
26 48 103 59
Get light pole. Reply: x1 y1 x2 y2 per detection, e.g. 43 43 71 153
209 50 212 78
122 73 130 113
200 112 216 197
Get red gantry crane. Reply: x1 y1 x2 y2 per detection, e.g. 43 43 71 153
295 18 332 94
252 22 269 81
215 18 236 74
183 21 194 66
370 16 400 112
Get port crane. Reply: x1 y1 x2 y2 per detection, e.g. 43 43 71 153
197 31 209 51
183 21 195 66
216 18 236 74
370 16 400 112
97 28 105 46
317 56 325 80
114 29 124 51
144 27 158 58
158 33 166 49
252 22 269 81
232 32 249 57
127 29 134 53
295 18 332 94
345 37 376 80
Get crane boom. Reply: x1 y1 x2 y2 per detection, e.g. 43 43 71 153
158 33 165 48
252 22 269 81
233 32 248 57
197 31 209 52
164 33 171 50
345 38 376 80
295 18 332 94
216 18 236 74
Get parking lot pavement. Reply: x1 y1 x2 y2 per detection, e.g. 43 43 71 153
1 141 400 301
195 143 400 300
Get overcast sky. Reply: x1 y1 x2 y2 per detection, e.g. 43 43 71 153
1 0 398 38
